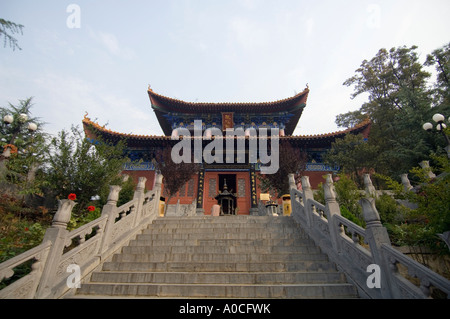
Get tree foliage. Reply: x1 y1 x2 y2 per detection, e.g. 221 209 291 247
337 44 450 178
323 133 379 186
0 18 24 51
376 154 450 254
258 140 307 198
425 43 450 107
154 144 201 214
0 98 48 194
42 126 130 214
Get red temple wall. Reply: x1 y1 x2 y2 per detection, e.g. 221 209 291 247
203 171 251 215
123 170 156 191
304 171 331 189
122 169 334 214
162 174 199 205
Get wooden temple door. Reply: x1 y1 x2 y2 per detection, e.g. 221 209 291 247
204 172 219 215
203 171 250 215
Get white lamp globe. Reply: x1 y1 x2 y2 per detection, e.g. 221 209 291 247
28 122 38 132
422 122 433 131
3 114 13 124
432 113 445 123
18 113 28 122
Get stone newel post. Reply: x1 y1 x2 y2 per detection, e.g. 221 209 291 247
133 177 147 226
364 174 378 198
323 174 342 253
360 197 394 298
288 173 297 190
301 176 314 228
154 173 163 189
36 199 76 298
400 173 413 192
51 199 77 228
153 173 164 216
100 185 122 253
106 185 122 206
419 160 436 179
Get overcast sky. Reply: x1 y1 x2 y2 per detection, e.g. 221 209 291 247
1 0 449 138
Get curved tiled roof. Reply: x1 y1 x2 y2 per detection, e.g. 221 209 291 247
82 114 371 147
148 87 309 136
287 118 371 140
147 87 310 113
82 114 169 141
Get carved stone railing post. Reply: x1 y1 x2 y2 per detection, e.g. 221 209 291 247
132 177 147 226
288 173 297 190
154 173 163 216
36 199 76 298
400 173 413 192
360 197 395 298
419 160 436 179
100 185 122 253
323 174 342 253
364 174 378 198
301 176 314 228
154 172 163 189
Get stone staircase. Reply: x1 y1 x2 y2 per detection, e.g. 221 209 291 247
73 216 359 298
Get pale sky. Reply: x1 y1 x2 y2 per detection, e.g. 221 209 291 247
1 0 449 137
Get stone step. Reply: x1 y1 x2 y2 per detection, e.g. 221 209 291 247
149 219 299 228
76 282 358 298
148 217 302 231
149 219 301 226
72 216 359 299
127 237 316 247
152 216 291 222
101 260 338 272
121 244 321 254
112 252 329 263
133 232 309 241
90 271 347 285
142 227 304 235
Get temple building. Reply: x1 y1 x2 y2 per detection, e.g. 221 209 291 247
82 86 370 215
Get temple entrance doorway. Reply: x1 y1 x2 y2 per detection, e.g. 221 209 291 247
219 174 236 194
204 171 250 215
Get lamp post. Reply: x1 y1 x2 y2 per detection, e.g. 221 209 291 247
422 113 450 159
1 113 38 160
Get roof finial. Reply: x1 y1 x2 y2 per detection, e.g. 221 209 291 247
84 111 89 119
306 83 309 89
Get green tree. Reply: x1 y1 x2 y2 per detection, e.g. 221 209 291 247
339 45 441 178
323 133 379 186
154 143 201 215
375 155 450 254
425 42 450 108
409 155 450 239
0 19 24 51
43 126 130 215
0 98 48 196
314 174 364 226
258 140 307 199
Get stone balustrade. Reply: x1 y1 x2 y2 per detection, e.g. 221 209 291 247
1 170 449 299
0 174 163 299
289 173 450 299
